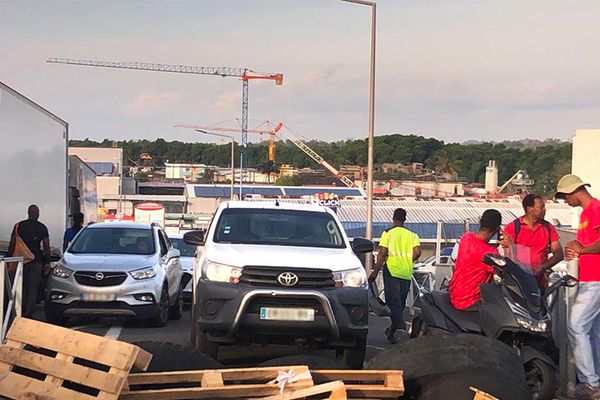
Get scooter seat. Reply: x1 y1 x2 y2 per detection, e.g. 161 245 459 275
431 291 482 333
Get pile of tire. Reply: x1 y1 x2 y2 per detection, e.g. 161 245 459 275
366 334 531 400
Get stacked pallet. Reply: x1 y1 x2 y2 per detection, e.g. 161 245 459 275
0 317 152 400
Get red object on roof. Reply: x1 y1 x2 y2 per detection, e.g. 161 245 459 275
135 202 164 211
373 187 388 195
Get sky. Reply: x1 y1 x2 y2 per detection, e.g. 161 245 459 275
2 0 600 145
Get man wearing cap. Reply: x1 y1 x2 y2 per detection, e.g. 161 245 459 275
555 174 600 399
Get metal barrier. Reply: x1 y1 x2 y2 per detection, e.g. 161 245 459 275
0 256 23 342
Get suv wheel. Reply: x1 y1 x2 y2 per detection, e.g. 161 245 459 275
169 284 183 320
339 337 367 369
148 285 169 327
44 304 68 326
195 330 218 358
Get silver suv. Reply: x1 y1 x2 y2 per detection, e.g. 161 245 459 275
45 222 183 327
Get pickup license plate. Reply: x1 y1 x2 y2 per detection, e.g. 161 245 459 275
81 293 116 302
259 307 314 321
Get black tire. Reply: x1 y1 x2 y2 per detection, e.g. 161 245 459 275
409 316 427 338
132 341 222 372
414 369 531 400
195 330 218 359
44 304 68 326
525 358 557 400
366 334 526 389
168 285 183 320
260 355 348 370
148 285 169 328
339 337 366 369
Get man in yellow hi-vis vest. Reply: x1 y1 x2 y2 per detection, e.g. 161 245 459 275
369 208 421 343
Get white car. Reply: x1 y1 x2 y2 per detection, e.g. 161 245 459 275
168 233 197 303
184 201 374 368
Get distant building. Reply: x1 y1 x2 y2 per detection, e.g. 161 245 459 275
165 162 206 182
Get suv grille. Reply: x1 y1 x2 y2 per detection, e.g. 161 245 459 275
240 266 335 288
74 271 128 287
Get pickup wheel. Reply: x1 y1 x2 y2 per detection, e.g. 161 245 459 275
339 337 367 369
148 285 169 327
195 330 218 359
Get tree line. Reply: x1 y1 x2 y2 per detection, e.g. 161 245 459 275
70 135 571 195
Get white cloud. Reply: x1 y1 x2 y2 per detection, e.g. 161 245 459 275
123 90 182 115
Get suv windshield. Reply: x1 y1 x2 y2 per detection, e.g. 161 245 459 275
69 227 155 255
214 208 346 248
171 238 197 257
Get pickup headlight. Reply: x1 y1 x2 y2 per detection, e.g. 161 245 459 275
333 267 367 288
52 264 73 279
130 266 157 280
202 259 242 283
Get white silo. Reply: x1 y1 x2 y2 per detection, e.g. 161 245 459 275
485 160 498 193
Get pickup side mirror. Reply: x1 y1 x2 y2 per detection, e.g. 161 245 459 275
351 238 374 254
184 230 205 246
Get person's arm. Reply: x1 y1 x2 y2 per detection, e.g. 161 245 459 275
412 246 421 261
369 246 388 282
567 237 600 256
7 225 16 256
542 240 563 271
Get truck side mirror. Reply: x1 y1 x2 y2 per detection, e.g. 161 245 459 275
351 238 374 254
184 230 205 246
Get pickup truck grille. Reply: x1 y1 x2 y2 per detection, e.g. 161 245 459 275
240 266 335 288
246 296 326 316
74 271 128 287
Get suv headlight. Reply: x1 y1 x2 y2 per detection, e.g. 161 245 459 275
130 266 157 280
52 264 73 279
202 259 242 283
333 267 367 288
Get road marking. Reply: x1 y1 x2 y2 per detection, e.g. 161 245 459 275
367 345 386 351
104 324 123 340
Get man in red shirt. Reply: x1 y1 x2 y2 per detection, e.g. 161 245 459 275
555 174 600 399
450 209 503 311
503 194 563 288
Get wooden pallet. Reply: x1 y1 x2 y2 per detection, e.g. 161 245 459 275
0 317 152 400
122 365 314 399
122 367 403 399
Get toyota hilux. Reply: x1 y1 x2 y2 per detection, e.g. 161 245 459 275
184 201 373 368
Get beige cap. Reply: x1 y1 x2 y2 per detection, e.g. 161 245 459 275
555 174 590 199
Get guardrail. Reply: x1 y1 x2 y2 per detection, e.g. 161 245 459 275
0 256 23 342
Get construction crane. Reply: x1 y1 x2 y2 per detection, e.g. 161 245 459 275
175 120 283 162
46 57 283 195
177 121 356 188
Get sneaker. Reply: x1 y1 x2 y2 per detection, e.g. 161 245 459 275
569 383 600 399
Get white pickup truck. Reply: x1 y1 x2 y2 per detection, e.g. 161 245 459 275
184 200 374 368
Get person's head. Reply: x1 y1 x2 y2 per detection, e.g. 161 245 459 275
73 212 84 226
27 204 39 220
555 174 592 207
522 194 545 220
393 208 407 225
479 209 502 236
136 237 150 252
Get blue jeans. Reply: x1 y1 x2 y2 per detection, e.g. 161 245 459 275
568 282 600 386
383 266 411 330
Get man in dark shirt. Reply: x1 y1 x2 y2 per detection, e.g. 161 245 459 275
8 204 50 317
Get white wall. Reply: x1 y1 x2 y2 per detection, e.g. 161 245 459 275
571 128 600 225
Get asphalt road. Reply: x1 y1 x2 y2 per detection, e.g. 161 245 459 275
33 304 396 367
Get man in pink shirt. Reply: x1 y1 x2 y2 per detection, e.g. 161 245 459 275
556 174 600 399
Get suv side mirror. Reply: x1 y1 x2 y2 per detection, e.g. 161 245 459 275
184 230 205 246
351 238 374 254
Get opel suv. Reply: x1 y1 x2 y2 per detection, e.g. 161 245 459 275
46 222 183 327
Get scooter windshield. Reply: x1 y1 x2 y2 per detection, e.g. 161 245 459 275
500 244 543 313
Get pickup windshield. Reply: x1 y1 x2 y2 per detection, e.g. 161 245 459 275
213 208 346 248
69 227 155 255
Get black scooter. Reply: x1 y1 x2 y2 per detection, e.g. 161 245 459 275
412 253 577 400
